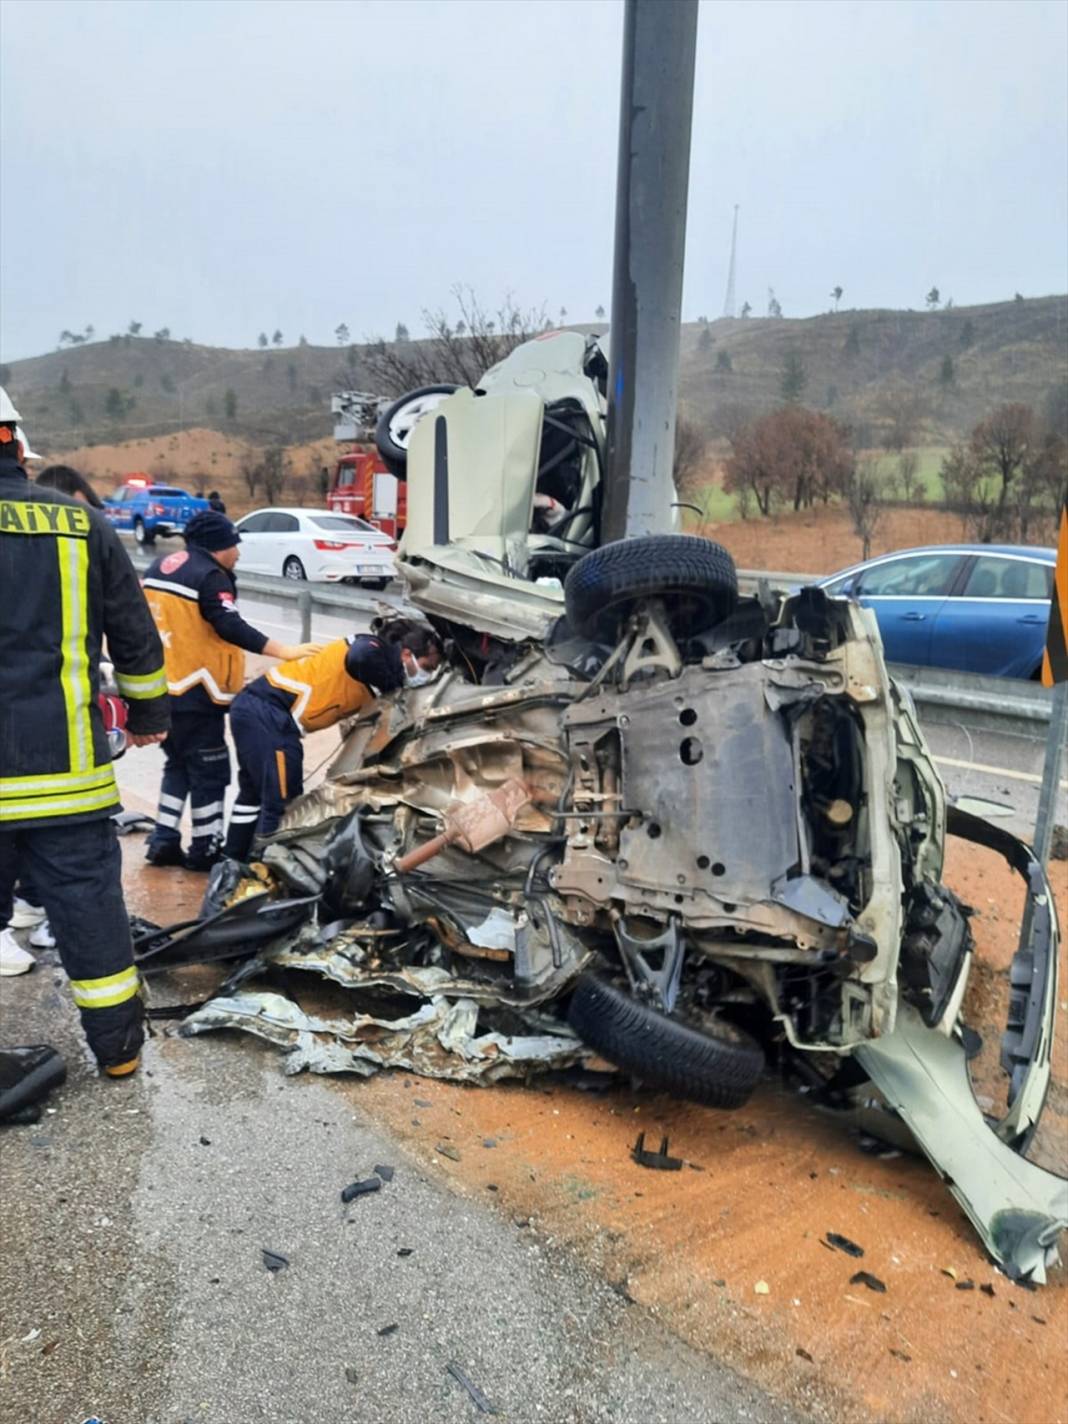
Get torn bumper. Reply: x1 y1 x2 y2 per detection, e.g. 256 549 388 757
857 809 1065 1284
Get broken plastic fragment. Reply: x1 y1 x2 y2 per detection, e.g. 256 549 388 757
373 1164 395 1182
262 1249 288 1272
850 1270 887 1293
447 1360 500 1415
754 1280 770 1295
341 1178 382 1203
436 1143 461 1161
825 1232 864 1258
377 1323 398 1337
631 1132 683 1171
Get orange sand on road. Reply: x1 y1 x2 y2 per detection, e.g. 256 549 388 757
121 816 1067 1424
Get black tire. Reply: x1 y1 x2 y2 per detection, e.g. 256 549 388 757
374 384 459 478
564 534 737 641
133 518 154 547
363 577 389 591
282 556 306 581
567 973 764 1110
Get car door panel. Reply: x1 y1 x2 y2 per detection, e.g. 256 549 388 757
852 553 964 666
931 555 1054 677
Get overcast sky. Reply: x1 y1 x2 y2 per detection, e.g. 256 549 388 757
1 0 1065 361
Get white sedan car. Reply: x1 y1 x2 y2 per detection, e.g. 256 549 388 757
233 508 396 587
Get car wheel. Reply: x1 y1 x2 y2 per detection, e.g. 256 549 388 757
133 518 154 546
567 973 764 1110
374 384 459 479
362 577 389 591
564 534 737 642
283 557 307 581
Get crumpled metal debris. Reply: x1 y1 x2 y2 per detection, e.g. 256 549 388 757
179 988 589 1081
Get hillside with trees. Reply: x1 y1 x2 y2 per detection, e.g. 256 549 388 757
2 294 1064 463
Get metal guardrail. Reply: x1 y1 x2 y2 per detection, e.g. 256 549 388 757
129 550 1053 735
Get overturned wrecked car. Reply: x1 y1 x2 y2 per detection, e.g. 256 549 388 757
138 332 1065 1284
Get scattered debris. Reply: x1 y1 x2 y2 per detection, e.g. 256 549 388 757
396 1247 413 1258
754 1280 770 1295
825 1232 864 1258
955 1280 975 1291
941 1266 958 1280
850 1270 887 1294
1032 1315 1047 1326
483 1138 498 1149
377 1323 399 1337
436 1143 462 1162
261 1249 288 1273
341 1178 382 1203
889 1348 912 1363
447 1360 500 1415
20 1328 40 1344
373 1164 395 1182
199 1135 211 1146
344 1366 359 1385
980 1283 996 1297
631 1132 683 1171
796 1348 814 1363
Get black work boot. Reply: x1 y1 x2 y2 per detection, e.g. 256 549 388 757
145 842 186 868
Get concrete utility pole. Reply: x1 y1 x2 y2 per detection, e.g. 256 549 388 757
602 0 699 544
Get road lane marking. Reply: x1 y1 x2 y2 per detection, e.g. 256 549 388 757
935 754 1068 791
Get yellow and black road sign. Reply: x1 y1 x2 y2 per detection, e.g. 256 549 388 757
1041 498 1068 688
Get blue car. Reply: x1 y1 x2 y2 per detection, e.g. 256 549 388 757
818 543 1056 679
102 478 210 547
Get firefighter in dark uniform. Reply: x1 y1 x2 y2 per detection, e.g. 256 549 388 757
0 390 170 1077
141 510 318 869
224 622 443 860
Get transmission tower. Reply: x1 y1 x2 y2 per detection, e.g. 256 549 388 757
721 204 739 318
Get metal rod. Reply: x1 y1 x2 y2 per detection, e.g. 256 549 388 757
603 0 699 543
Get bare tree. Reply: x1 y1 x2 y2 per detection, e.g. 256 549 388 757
846 454 888 559
831 285 843 312
240 459 260 499
364 286 549 395
896 450 923 503
672 414 708 501
260 446 288 504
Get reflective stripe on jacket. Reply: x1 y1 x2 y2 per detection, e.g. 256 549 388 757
0 468 169 825
142 547 246 706
263 638 375 732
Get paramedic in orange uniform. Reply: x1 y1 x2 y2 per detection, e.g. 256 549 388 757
223 623 443 859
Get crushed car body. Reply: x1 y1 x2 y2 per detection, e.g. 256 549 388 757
142 331 1064 1284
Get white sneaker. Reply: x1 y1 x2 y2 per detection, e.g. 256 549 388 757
8 897 47 930
0 927 36 976
29 919 56 950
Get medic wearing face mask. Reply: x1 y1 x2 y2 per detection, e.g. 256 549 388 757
223 623 443 860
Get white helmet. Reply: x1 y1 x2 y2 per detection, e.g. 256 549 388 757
0 386 21 422
15 425 41 461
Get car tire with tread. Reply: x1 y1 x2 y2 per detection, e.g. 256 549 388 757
374 384 459 479
567 972 764 1110
564 534 737 641
133 518 154 547
283 557 306 581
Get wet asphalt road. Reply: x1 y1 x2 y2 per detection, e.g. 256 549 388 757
0 959 797 1424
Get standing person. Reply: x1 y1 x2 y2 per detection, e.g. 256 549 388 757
224 622 443 860
0 390 169 1076
207 490 226 514
35 463 104 508
141 510 318 870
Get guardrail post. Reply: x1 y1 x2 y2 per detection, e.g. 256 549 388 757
298 588 312 643
1033 680 1068 865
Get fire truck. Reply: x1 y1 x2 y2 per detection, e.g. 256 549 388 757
326 390 406 540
